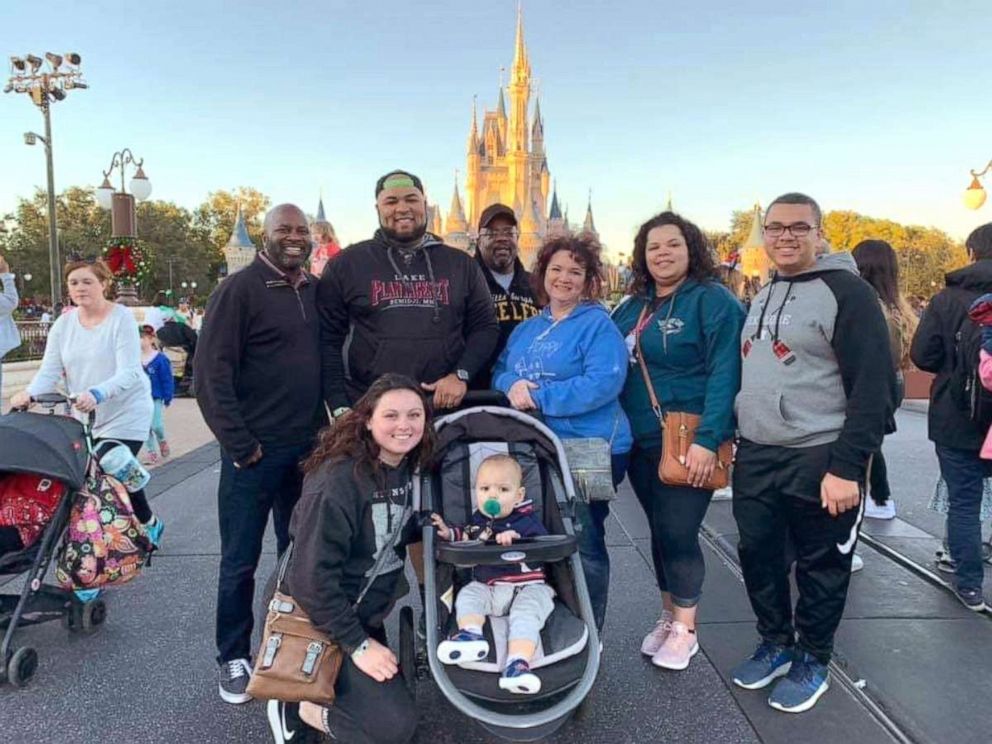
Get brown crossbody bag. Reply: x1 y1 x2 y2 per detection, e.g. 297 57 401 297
247 493 410 702
634 303 733 490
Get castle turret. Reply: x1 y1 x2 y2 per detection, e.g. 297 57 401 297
547 182 566 236
444 180 470 251
582 191 598 239
223 204 256 276
740 203 769 280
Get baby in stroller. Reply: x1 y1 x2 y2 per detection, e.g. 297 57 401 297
432 454 555 695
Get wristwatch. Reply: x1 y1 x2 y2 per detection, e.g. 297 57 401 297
332 406 351 419
455 369 470 383
351 639 370 661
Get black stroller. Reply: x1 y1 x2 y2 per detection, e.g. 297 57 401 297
0 394 108 687
400 401 600 741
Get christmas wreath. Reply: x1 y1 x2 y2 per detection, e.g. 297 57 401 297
103 237 152 286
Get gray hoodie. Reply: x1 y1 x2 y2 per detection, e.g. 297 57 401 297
735 252 896 481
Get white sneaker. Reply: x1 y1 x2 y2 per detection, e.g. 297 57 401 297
864 499 896 520
640 610 674 656
712 486 733 501
850 553 864 573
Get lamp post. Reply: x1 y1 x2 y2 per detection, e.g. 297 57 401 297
964 160 992 210
94 149 152 305
5 53 88 309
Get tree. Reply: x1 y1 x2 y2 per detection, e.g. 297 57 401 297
192 187 269 252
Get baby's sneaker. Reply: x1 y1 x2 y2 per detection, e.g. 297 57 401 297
437 630 489 664
499 658 541 695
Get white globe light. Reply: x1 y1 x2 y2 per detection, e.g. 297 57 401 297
130 166 152 201
964 177 987 210
95 176 115 209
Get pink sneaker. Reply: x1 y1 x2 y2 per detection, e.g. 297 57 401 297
640 610 674 656
651 621 699 670
159 441 171 459
142 452 160 466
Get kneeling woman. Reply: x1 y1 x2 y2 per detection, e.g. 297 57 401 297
268 374 430 744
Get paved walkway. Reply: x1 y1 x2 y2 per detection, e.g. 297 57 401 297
2 407 990 743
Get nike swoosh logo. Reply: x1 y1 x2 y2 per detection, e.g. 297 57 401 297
281 707 295 741
836 491 866 555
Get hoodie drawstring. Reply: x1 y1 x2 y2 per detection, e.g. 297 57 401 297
386 242 441 324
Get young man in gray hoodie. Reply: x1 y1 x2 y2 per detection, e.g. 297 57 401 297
729 193 895 713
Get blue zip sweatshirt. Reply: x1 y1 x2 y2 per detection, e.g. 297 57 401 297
611 280 744 451
143 351 175 405
493 302 633 454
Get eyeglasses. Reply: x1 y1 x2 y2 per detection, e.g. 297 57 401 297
763 223 816 238
481 228 518 240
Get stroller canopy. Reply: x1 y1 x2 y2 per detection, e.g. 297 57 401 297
0 412 89 490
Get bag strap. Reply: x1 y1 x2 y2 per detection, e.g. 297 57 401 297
277 474 413 611
634 303 666 431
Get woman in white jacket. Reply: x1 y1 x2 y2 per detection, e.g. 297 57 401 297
0 254 21 402
10 257 161 547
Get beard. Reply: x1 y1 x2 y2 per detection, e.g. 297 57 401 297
263 237 312 272
486 242 516 272
380 216 428 245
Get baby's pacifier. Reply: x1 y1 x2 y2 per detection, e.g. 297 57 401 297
482 498 502 518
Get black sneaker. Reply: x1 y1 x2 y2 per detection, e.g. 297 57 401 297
267 700 321 743
218 658 253 704
956 586 987 612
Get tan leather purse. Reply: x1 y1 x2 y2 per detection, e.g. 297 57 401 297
247 545 343 703
634 304 733 490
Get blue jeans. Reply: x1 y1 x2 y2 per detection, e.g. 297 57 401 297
215 440 311 663
936 444 990 592
574 452 629 632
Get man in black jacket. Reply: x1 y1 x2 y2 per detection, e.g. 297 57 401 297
318 170 498 411
470 203 541 391
195 203 324 705
911 222 992 612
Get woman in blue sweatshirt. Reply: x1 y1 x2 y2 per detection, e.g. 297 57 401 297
612 212 744 671
494 234 632 632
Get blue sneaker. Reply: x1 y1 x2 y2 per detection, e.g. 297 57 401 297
437 630 489 664
73 588 101 603
144 516 165 549
731 641 793 690
768 651 830 713
498 658 541 695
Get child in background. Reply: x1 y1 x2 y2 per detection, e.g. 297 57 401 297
432 454 555 695
140 325 174 464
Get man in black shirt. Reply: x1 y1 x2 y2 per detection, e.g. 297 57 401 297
195 203 323 705
470 203 541 390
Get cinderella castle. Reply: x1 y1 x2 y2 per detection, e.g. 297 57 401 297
433 7 598 267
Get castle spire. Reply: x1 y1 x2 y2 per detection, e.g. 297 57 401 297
468 96 480 152
497 86 507 120
531 97 544 145
512 2 530 81
583 190 597 235
445 177 468 234
548 182 562 221
316 195 327 223
227 203 254 249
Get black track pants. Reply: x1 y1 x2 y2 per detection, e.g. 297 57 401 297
732 439 864 664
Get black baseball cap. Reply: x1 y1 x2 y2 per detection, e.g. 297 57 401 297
478 203 517 230
375 170 424 197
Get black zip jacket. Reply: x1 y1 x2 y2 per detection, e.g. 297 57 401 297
318 231 499 409
470 250 541 390
911 259 992 450
285 458 414 653
194 256 322 462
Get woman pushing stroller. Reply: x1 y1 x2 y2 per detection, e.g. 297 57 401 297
9 257 163 553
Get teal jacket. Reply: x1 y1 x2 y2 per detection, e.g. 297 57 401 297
611 280 744 451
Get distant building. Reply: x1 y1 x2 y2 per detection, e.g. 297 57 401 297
223 205 256 276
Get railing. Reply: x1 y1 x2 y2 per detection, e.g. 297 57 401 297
5 321 50 362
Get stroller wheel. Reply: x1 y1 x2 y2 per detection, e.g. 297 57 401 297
399 606 417 697
8 646 39 688
81 599 107 633
64 597 107 634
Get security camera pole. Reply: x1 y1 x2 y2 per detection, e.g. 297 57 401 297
4 53 88 308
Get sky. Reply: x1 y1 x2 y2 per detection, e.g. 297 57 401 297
2 0 992 258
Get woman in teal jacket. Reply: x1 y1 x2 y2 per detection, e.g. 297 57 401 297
612 211 744 671
494 234 632 632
